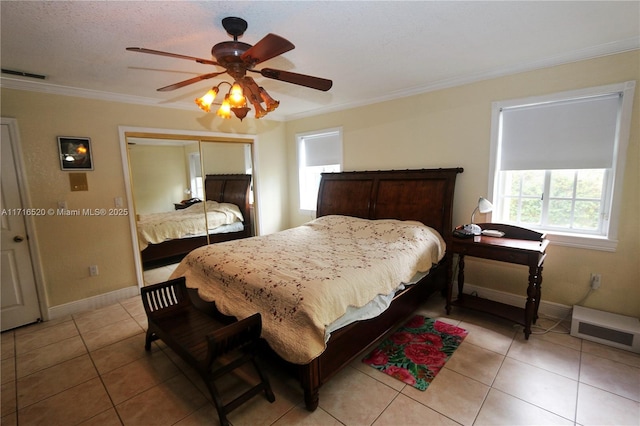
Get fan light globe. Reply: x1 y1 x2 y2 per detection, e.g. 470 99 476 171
229 83 246 107
259 87 279 112
253 102 267 119
216 95 232 119
195 87 218 112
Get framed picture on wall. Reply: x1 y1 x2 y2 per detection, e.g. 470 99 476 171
58 136 93 170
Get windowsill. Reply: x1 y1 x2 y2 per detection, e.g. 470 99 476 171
542 231 617 252
298 209 318 221
490 220 618 252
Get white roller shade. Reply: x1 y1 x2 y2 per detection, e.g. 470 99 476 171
302 133 341 167
500 93 621 170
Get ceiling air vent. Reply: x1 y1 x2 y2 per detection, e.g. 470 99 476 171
1 68 46 80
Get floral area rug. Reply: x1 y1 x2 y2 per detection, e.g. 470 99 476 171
362 315 468 390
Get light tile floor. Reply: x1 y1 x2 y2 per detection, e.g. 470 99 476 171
2 265 639 425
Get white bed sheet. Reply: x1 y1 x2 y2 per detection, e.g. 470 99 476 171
324 270 429 341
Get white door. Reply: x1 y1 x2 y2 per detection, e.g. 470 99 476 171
1 120 41 331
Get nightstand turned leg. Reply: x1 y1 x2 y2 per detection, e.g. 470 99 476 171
524 265 537 339
534 265 543 323
445 253 453 314
457 255 465 301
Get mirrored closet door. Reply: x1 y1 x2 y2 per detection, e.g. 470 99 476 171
123 131 256 276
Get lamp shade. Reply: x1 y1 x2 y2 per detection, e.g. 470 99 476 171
477 197 493 214
465 197 494 235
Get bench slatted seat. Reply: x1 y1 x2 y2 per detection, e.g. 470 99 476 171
141 277 275 426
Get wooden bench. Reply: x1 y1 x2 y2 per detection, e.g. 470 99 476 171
141 277 275 426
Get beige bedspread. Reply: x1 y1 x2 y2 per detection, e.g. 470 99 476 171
137 201 243 250
170 215 445 364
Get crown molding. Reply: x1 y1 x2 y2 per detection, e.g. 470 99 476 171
0 76 194 110
0 76 288 121
2 38 638 122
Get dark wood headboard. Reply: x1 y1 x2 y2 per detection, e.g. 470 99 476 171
204 174 252 226
316 168 463 245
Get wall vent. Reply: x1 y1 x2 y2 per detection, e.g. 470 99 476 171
1 68 46 80
571 305 640 353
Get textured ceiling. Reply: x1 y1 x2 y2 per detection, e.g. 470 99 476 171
1 1 638 121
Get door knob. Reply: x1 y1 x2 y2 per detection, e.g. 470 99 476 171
13 235 24 242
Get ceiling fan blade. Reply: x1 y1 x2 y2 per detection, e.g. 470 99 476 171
126 47 219 66
157 71 226 92
241 34 294 65
257 68 332 91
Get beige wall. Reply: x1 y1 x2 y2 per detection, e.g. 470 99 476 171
286 51 640 318
129 144 187 214
200 142 247 175
1 90 288 308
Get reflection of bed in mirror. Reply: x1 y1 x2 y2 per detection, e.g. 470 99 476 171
139 174 253 268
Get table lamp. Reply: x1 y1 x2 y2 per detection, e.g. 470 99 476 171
464 197 493 235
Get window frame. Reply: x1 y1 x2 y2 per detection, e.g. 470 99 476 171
296 128 343 213
488 81 635 251
188 151 204 200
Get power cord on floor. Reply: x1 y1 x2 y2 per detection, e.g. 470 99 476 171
530 287 594 335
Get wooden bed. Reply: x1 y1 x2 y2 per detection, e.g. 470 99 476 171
184 167 463 410
140 174 253 268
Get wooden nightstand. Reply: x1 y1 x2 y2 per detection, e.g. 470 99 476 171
446 223 549 339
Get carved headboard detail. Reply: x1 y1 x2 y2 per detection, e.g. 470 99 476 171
204 174 252 226
316 168 463 246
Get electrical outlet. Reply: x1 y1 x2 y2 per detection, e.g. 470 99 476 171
590 273 601 289
89 265 99 277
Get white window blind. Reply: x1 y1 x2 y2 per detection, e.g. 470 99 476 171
302 133 342 167
500 93 621 170
189 152 203 199
297 129 342 211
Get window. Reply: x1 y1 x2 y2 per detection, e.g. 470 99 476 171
189 152 204 200
498 169 607 233
244 144 254 204
297 129 342 211
489 81 635 251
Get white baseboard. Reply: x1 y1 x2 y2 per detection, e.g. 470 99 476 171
455 282 572 320
48 285 140 320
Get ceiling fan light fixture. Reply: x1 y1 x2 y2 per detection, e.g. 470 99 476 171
216 95 232 119
195 87 219 112
128 16 332 121
229 82 246 108
259 87 279 112
231 106 251 121
253 102 267 119
246 95 263 117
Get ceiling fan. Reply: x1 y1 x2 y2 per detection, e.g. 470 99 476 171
127 17 332 120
